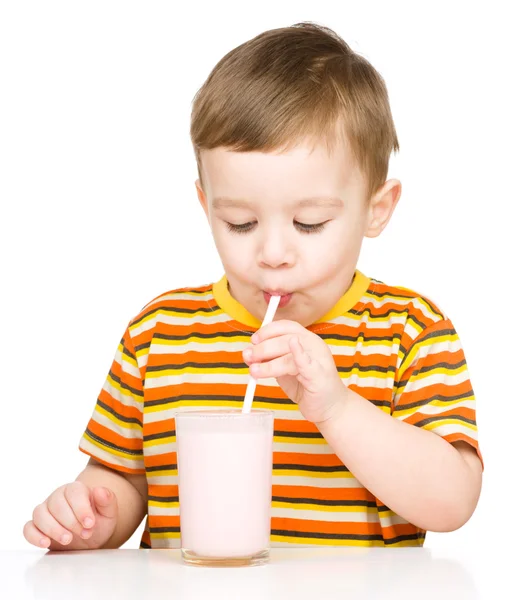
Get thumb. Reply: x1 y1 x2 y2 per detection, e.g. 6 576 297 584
92 486 118 520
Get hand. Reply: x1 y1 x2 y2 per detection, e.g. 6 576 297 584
243 319 348 424
23 482 118 550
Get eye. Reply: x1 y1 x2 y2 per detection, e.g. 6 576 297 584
225 220 329 234
294 220 328 234
226 221 256 234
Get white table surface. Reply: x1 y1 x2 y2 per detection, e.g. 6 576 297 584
2 547 519 599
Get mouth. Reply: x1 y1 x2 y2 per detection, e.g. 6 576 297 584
263 290 293 307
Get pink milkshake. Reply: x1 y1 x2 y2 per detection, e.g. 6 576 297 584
175 409 274 567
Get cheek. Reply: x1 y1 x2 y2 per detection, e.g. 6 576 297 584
304 225 361 271
212 228 253 271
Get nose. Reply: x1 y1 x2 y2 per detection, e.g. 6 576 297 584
257 226 295 269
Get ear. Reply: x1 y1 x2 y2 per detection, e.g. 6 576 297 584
364 179 402 238
195 179 209 220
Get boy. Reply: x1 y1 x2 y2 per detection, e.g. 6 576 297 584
24 22 483 551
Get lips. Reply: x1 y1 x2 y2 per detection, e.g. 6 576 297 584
263 291 293 307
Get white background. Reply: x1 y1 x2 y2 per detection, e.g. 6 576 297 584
1 0 526 554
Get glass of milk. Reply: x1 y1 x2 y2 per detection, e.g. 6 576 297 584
175 408 274 567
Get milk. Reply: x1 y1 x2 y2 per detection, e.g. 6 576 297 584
176 409 274 564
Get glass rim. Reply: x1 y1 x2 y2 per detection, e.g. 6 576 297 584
175 408 273 418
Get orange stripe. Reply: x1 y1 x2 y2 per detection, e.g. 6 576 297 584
144 452 176 468
274 452 344 468
272 517 382 536
148 516 180 528
149 485 179 498
273 485 374 502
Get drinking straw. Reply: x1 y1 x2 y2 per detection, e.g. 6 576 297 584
241 295 281 413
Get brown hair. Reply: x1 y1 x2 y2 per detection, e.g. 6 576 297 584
190 22 399 201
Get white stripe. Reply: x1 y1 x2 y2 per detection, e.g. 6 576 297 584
143 440 332 456
271 507 408 526
143 291 216 307
146 475 178 485
148 505 179 516
426 422 478 438
144 373 278 388
148 339 400 357
143 405 303 424
327 314 406 329
132 311 237 339
149 341 248 355
120 356 141 378
150 538 181 548
327 343 396 357
79 440 144 471
414 338 462 354
91 408 141 437
400 369 469 395
102 379 144 410
409 297 443 322
272 442 335 454
364 294 442 322
394 398 475 417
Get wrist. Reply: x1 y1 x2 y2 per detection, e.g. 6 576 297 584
315 383 351 428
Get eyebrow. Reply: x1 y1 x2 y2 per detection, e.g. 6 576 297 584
212 196 344 209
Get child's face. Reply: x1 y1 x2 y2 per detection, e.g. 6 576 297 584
196 137 400 326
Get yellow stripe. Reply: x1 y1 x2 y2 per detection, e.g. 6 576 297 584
130 308 218 333
398 333 457 374
145 399 295 413
270 535 422 547
82 433 143 461
394 395 475 417
150 532 181 540
273 469 353 479
144 435 176 449
121 353 138 368
274 436 326 445
148 501 179 508
425 418 477 432
272 502 380 514
95 404 141 431
147 469 178 477
145 366 396 379
146 367 250 377
152 335 250 346
409 364 468 382
107 375 143 402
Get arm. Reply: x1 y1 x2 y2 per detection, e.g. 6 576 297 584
75 458 147 549
39 458 147 552
317 388 483 532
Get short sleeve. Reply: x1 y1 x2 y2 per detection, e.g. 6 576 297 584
392 318 483 468
79 325 145 474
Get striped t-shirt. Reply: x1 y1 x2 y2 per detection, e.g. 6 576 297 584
79 269 482 548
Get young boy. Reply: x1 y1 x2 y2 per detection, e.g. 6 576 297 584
24 22 483 551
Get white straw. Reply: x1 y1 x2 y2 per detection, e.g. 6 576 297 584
242 295 281 413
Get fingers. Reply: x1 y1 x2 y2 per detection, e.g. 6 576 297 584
24 482 97 549
61 481 96 539
289 335 317 384
251 320 304 343
23 520 52 549
243 335 293 365
249 353 297 379
29 502 76 548
248 335 316 380
91 486 118 520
